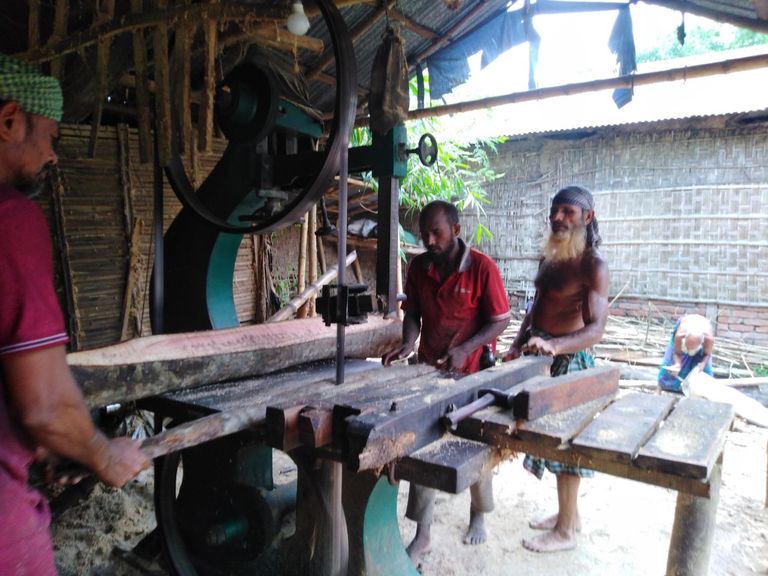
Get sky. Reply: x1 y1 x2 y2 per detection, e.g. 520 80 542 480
422 3 768 142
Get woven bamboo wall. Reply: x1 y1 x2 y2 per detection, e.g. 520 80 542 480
44 124 262 350
462 123 768 307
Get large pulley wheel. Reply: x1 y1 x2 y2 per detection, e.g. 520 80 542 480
164 0 357 234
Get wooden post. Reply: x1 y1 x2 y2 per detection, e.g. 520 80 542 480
308 205 318 317
130 0 152 164
153 0 172 166
296 216 309 318
198 10 218 153
665 462 722 576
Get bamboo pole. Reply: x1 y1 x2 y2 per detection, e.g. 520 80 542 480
28 0 40 50
403 52 768 123
296 216 309 319
50 0 69 79
88 0 115 158
121 219 145 341
199 11 217 153
308 205 318 317
173 0 193 156
129 0 152 164
153 0 172 166
268 251 358 323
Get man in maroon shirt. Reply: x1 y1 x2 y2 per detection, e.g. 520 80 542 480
382 200 511 563
0 54 149 575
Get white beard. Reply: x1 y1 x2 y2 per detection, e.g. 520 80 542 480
542 224 587 263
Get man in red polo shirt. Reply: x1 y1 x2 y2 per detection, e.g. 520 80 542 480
0 54 149 575
382 200 511 563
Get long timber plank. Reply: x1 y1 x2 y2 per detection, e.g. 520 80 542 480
635 397 734 480
515 394 616 447
347 356 552 471
69 316 401 407
572 393 678 463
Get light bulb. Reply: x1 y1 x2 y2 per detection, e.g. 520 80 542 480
286 1 310 36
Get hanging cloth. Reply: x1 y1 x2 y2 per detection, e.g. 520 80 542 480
608 5 637 108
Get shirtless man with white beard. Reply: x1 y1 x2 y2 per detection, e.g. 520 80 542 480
503 185 609 553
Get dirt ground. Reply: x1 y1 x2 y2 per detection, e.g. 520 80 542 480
51 416 768 576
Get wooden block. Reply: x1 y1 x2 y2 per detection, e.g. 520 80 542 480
572 393 678 463
514 366 620 420
266 405 305 451
397 436 499 494
299 408 334 448
635 397 734 480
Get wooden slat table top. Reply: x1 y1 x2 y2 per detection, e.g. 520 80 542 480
456 391 735 498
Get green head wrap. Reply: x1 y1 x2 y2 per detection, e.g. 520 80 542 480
0 53 63 122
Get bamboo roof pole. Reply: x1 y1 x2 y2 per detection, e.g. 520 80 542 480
153 0 172 166
28 0 40 51
404 52 768 122
642 0 768 34
88 0 115 158
17 4 287 64
199 7 218 154
129 0 152 164
50 0 69 79
296 215 309 319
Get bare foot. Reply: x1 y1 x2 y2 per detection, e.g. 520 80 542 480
529 513 582 532
522 529 577 553
463 510 487 545
406 524 431 564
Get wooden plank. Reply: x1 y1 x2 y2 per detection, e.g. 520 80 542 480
68 315 402 407
514 366 619 420
572 393 678 463
347 356 552 471
397 436 501 494
635 397 734 480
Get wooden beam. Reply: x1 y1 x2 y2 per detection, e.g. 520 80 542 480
17 3 287 64
69 315 402 407
404 52 768 122
514 366 619 420
298 408 335 448
389 9 438 40
307 1 393 81
642 0 768 35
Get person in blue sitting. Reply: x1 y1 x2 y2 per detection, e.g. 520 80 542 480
657 314 715 393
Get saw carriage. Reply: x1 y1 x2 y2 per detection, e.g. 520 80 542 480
8 0 760 574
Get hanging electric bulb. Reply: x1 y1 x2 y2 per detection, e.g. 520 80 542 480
286 1 310 36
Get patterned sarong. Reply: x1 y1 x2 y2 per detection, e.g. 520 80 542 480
523 329 595 479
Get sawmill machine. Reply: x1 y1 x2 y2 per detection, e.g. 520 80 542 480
145 1 437 573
